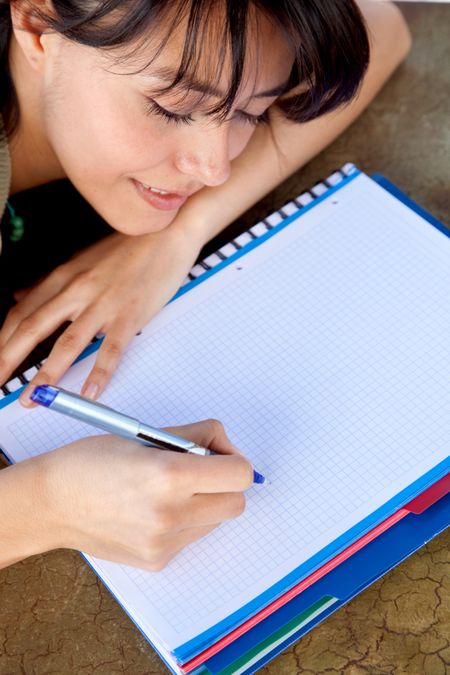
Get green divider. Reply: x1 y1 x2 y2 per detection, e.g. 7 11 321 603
216 595 337 675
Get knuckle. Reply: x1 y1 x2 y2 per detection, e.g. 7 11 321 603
143 539 164 562
51 264 69 285
74 270 94 287
153 509 177 536
56 330 81 352
141 557 163 573
34 369 53 384
19 315 39 337
90 365 109 381
102 340 123 359
140 539 172 571
6 304 23 323
144 556 169 573
206 418 225 436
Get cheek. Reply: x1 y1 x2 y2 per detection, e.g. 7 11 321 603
40 49 186 236
43 75 169 182
43 91 179 234
229 125 257 162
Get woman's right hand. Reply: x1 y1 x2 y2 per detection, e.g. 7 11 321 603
37 419 253 570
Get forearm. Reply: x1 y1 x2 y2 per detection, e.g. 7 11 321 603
174 0 411 245
0 457 57 569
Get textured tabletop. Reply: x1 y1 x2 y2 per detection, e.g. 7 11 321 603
0 3 449 674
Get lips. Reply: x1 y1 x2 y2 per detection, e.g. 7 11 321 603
132 179 193 212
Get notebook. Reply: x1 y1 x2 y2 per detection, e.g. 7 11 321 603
199 485 450 675
0 164 449 674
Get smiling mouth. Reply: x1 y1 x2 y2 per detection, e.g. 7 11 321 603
132 179 194 212
141 184 173 196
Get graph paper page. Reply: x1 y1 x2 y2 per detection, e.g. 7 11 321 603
1 173 449 654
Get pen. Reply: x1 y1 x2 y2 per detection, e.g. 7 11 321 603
30 384 267 485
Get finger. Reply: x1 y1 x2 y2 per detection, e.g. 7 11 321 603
19 310 103 406
0 293 80 387
13 287 32 302
155 523 218 569
80 320 139 400
0 269 69 347
94 524 218 572
172 491 247 531
156 450 254 496
164 418 242 456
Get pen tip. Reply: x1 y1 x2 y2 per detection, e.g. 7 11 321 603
253 470 268 485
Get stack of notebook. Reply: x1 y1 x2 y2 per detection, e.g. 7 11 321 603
0 164 449 674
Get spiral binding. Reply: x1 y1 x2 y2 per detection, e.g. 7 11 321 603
182 163 355 285
0 163 356 398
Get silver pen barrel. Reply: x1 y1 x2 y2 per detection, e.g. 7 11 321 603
34 386 214 456
137 423 213 456
50 390 140 439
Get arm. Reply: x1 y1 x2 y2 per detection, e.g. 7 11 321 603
0 422 252 570
172 0 412 244
0 2 411 398
0 460 52 568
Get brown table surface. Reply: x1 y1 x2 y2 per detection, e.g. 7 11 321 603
1 4 449 674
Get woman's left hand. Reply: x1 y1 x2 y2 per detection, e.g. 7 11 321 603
0 224 203 404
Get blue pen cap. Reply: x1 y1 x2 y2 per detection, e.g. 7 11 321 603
30 384 58 407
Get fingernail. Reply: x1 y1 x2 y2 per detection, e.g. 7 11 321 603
83 383 99 400
20 384 36 408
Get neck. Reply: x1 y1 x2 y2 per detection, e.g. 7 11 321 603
7 35 65 195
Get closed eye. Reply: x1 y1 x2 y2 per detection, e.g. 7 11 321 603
235 110 270 127
145 99 194 125
145 99 270 127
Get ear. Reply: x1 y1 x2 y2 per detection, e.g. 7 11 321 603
10 0 53 71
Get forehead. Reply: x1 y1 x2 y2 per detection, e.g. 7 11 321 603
108 4 294 103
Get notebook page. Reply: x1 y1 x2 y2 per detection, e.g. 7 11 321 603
1 173 449 655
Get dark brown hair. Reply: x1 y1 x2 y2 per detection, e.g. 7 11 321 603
0 0 370 138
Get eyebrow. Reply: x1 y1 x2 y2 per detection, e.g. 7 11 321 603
145 67 291 100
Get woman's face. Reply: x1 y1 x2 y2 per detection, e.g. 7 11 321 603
37 11 294 236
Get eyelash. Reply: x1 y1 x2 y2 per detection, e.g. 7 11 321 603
145 99 269 127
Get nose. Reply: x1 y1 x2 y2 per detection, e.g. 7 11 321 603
174 124 232 187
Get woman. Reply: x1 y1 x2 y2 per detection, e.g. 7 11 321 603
0 0 411 571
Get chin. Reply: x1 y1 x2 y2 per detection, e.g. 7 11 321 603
111 210 179 237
